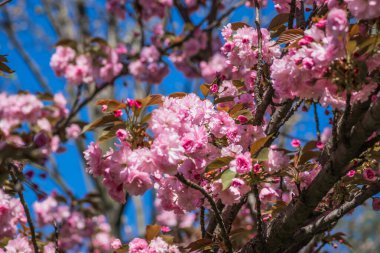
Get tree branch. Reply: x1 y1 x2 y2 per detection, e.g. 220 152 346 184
176 173 233 253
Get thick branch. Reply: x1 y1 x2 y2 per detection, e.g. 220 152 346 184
242 96 380 253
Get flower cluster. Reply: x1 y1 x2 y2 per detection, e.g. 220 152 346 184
85 94 268 211
129 46 169 84
139 0 173 20
33 194 116 252
0 92 80 158
106 0 126 19
170 30 208 77
221 24 280 90
0 190 26 239
270 8 380 109
128 237 180 253
50 45 123 85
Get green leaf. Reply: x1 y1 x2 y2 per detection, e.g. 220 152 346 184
250 135 272 156
221 169 236 190
255 147 270 161
206 156 234 172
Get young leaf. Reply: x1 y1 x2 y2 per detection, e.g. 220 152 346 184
299 150 320 165
276 29 304 45
146 224 161 242
206 156 234 171
302 140 318 152
200 84 210 97
82 115 121 133
185 238 213 251
230 22 250 30
268 13 290 31
146 94 163 106
250 135 272 156
96 99 126 111
168 92 187 98
221 169 236 190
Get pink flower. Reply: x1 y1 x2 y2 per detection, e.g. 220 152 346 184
111 238 122 249
5 235 33 253
219 178 250 205
268 145 289 172
101 105 108 112
345 0 380 20
114 109 123 117
123 169 153 196
129 238 149 253
291 139 301 148
259 187 279 203
372 197 380 211
83 142 104 176
326 8 348 36
346 170 356 177
230 152 252 174
65 124 81 139
50 46 76 76
363 168 377 181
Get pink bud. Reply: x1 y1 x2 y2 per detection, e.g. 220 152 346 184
25 170 34 179
372 197 380 211
210 83 218 93
101 105 108 112
316 19 327 29
291 139 301 148
114 109 123 117
316 141 324 150
161 226 171 233
346 170 355 177
237 115 248 124
298 36 314 46
253 163 261 173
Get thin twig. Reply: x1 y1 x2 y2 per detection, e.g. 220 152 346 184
254 0 263 105
0 0 11 7
313 103 321 141
200 206 206 238
9 166 39 253
2 8 51 92
176 174 233 253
